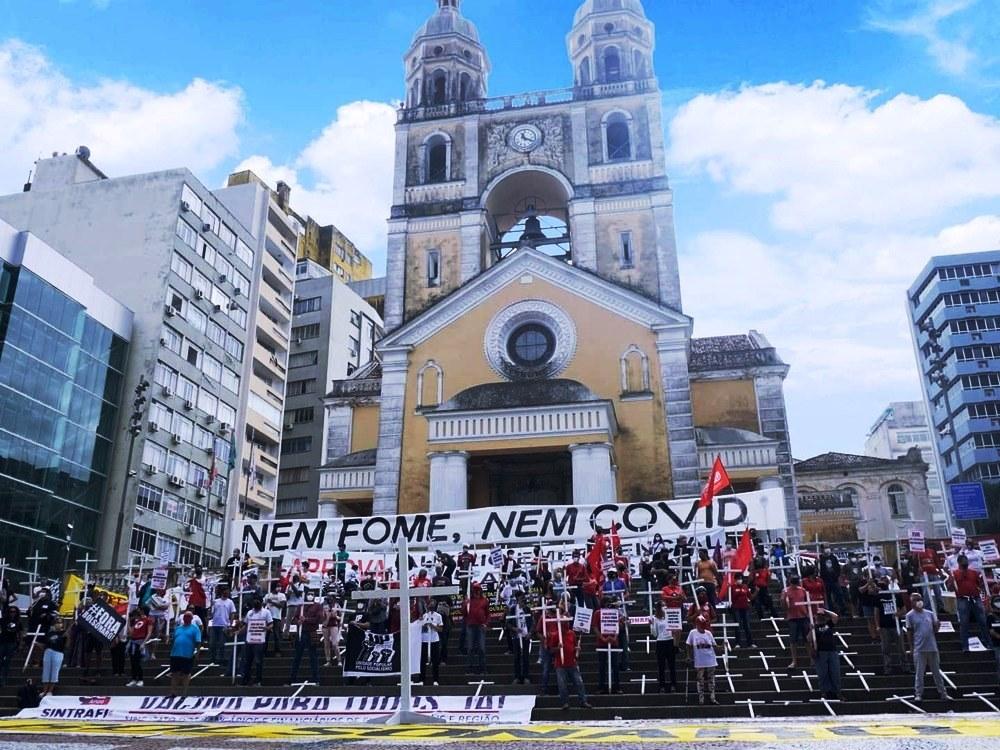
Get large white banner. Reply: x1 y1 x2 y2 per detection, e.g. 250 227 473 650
19 694 536 725
234 488 787 557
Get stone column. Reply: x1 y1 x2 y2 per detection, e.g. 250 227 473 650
650 190 683 312
372 347 409 516
757 476 782 491
459 210 483 284
317 501 341 520
322 404 353 464
569 442 615 505
754 371 799 531
568 198 597 272
653 324 701 499
428 451 470 512
384 219 408 331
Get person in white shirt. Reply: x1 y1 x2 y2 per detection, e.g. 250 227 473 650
239 599 273 687
651 601 678 693
964 543 985 574
208 589 237 666
686 616 719 705
322 596 342 667
284 576 305 642
507 591 532 685
148 589 170 641
419 607 444 686
263 583 286 656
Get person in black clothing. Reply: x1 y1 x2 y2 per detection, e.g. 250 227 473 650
40 620 67 696
673 536 693 583
0 605 22 687
224 548 243 588
812 609 842 699
818 546 845 614
435 550 457 582
17 678 40 710
876 579 908 675
431 567 454 664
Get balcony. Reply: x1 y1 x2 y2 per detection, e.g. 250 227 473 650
695 426 779 477
319 466 375 493
404 180 466 205
254 339 286 380
426 402 616 445
588 159 656 185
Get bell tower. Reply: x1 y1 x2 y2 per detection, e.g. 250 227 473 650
567 0 656 87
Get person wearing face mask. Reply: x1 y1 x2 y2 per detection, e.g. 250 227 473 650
950 554 992 651
904 593 951 703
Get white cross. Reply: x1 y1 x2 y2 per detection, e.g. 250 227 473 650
290 681 317 698
760 671 785 692
716 650 738 671
887 694 925 714
468 679 494 698
809 697 839 716
717 670 743 693
765 632 787 650
629 674 652 694
597 644 624 693
912 573 943 615
748 650 772 672
846 669 875 691
793 670 813 691
636 635 656 654
22 629 46 671
761 616 784 634
838 651 857 669
190 663 214 681
939 670 958 690
967 692 1000 713
835 631 851 650
24 551 46 593
636 582 658 614
737 698 767 718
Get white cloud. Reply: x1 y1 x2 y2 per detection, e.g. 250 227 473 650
669 82 1000 234
866 0 983 76
233 101 397 270
0 39 243 190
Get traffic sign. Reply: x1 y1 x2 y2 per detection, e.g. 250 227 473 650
950 483 988 521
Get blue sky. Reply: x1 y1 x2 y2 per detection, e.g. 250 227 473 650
1 0 999 459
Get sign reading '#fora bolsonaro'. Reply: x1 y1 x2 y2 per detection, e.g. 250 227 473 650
232 488 787 556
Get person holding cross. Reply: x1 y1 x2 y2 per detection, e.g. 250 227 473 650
695 549 719 606
686 615 719 705
811 608 842 700
876 576 908 676
550 618 592 710
905 593 951 703
782 574 810 670
651 600 679 693
418 598 444 686
595 595 623 694
506 590 532 685
463 581 489 676
950 554 992 651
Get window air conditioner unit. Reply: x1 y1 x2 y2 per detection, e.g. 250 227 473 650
216 497 227 508
185 524 196 535
202 223 211 232
283 423 293 431
196 487 207 498
219 422 231 434
205 415 215 424
169 475 185 488
294 337 302 345
171 433 182 445
165 305 176 317
234 288 242 296
148 421 159 433
205 445 215 454
219 273 228 283
184 399 194 411
213 304 223 313
194 289 204 300
162 385 173 397
159 337 168 346
181 200 190 212
144 464 158 475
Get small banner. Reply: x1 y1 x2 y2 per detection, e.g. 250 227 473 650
666 607 683 632
151 567 168 591
58 575 128 616
17 694 537 724
488 548 503 568
599 608 619 636
908 529 925 553
78 600 126 645
981 540 999 563
343 622 420 678
246 620 267 645
951 527 967 547
572 605 593 633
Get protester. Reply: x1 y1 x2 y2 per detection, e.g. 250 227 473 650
456 545 476 598
169 611 202 698
284 574 305 641
463 582 489 676
686 615 719 705
687 587 714 628
39 619 66 697
126 608 152 687
0 605 22 687
818 546 846 614
110 618 127 679
240 598 272 687
148 587 170 642
335 544 351 583
812 608 842 700
846 553 864 620
507 590 531 685
595 597 623 694
751 556 775 619
419 601 444 686
209 587 237 667
876 577 908 675
782 575 810 669
695 549 718 605
651 600 678 692
224 548 242 588
322 594 342 667
188 566 208 627
905 593 951 703
289 593 324 686
987 595 1000 681
550 622 592 710
264 581 286 656
858 574 880 642
915 547 945 612
950 554 992 651
17 678 40 710
659 573 686 650
730 573 754 647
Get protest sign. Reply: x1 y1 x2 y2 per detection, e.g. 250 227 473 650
951 528 967 547
599 608 619 636
246 619 267 645
572 605 593 633
908 529 925 553
78 600 126 645
666 607 683 632
981 539 999 563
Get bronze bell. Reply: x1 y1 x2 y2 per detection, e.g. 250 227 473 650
518 213 546 247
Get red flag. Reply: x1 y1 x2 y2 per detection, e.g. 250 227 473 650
698 456 731 509
719 529 755 600
609 522 622 555
587 532 606 578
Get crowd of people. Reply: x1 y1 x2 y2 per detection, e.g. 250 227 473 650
0 533 998 710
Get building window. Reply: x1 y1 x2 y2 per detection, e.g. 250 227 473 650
281 436 313 455
171 252 192 283
426 136 449 183
604 111 632 161
293 296 322 315
579 56 592 86
287 379 316 396
184 340 201 368
507 323 555 367
279 467 310 484
619 232 634 268
887 483 908 517
161 326 182 355
277 497 309 515
129 524 157 557
288 351 319 369
431 70 448 105
176 219 197 250
604 46 622 82
427 249 441 287
293 407 314 423
291 324 321 341
166 288 185 316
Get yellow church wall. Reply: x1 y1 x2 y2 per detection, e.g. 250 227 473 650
350 404 381 454
404 230 462 321
690 379 760 434
396 275 672 513
594 209 661 301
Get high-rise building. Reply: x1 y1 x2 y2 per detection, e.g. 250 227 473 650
0 218 132 581
297 215 374 284
865 401 946 534
276 259 383 519
216 171 301 523
908 250 1000 531
0 151 291 567
316 0 797 523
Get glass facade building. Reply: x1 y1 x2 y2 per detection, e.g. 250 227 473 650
0 256 129 581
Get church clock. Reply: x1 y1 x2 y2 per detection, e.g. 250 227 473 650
508 123 543 153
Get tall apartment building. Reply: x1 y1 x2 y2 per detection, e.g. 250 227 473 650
276 259 382 518
0 219 133 581
0 150 289 567
216 172 300 523
298 216 373 284
865 401 946 534
908 250 1000 531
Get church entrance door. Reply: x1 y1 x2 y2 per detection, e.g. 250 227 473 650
472 452 573 507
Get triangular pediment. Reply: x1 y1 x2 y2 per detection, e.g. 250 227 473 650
380 247 691 349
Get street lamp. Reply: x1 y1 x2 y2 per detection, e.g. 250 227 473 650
110 376 149 570
62 523 74 574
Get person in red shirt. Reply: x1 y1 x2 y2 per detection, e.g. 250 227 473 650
548 624 592 710
752 557 775 619
565 551 589 606
462 583 490 675
914 548 945 612
730 573 754 648
802 569 826 615
687 587 714 628
187 566 207 631
125 609 152 687
950 555 992 650
660 574 686 649
782 575 810 669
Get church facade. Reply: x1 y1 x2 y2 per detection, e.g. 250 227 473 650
317 0 798 531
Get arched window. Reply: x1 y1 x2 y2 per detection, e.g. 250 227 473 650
579 57 592 86
634 50 647 78
603 111 632 161
425 134 450 183
417 360 444 408
887 483 908 517
410 81 420 108
620 345 650 394
604 47 622 82
426 248 441 287
431 71 448 105
459 72 473 101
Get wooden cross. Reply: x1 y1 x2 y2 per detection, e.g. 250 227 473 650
717 670 743 693
597 643 624 693
967 692 1000 713
793 670 813 691
629 674 652 695
636 581 659 614
350 535 459 725
737 698 767 718
846 668 875 691
809 697 839 716
760 670 784 692
887 694 925 714
76 554 99 590
24 550 46 593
